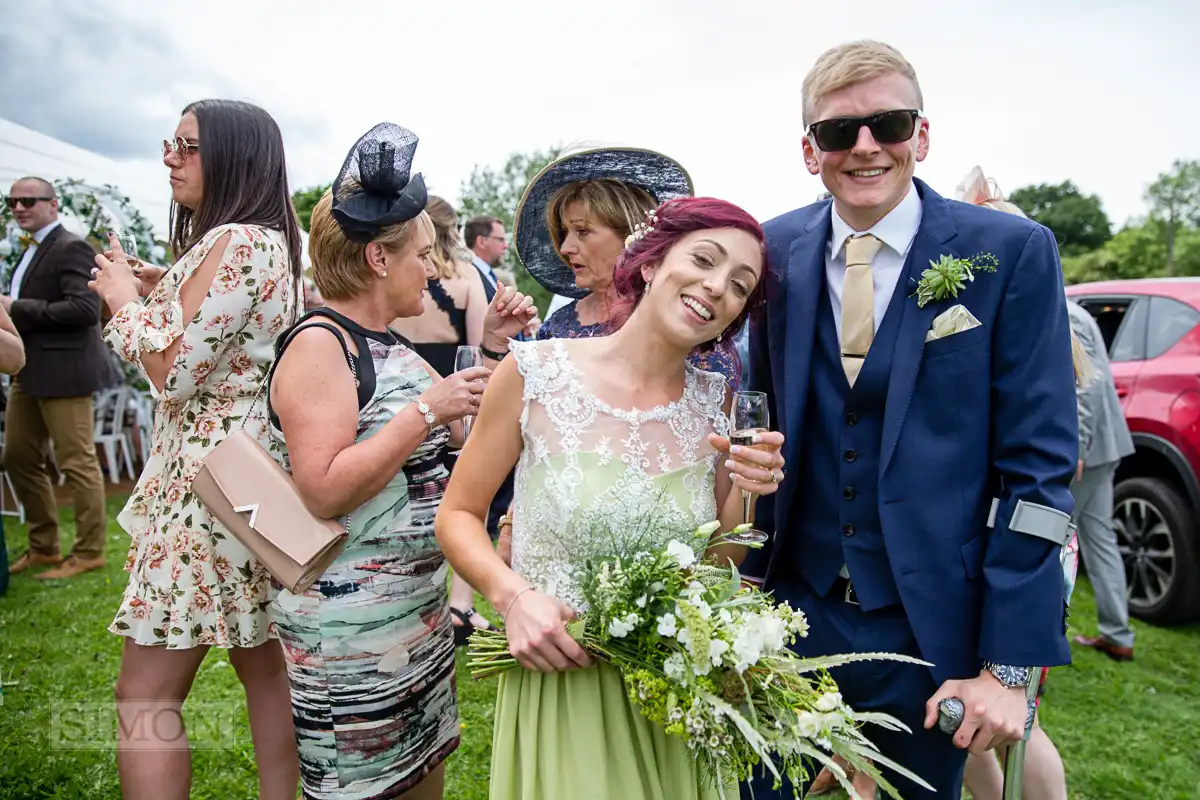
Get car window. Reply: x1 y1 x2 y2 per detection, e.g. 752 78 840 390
1146 296 1200 358
1076 297 1147 362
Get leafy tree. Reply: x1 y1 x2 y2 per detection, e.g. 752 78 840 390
292 183 331 233
1008 181 1112 257
1146 159 1200 275
458 147 562 313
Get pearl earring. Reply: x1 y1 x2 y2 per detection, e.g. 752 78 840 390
382 270 388 278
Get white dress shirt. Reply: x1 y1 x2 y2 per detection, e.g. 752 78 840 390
472 253 498 290
825 183 923 345
10 220 61 300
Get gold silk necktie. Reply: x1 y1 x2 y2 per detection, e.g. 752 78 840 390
17 233 35 250
841 233 884 386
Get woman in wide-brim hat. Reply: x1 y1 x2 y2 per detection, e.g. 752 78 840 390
513 147 743 387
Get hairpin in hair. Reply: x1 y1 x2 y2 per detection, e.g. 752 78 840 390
623 208 659 248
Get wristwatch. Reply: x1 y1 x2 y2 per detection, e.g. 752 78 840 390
498 514 514 531
981 661 1034 689
415 399 438 434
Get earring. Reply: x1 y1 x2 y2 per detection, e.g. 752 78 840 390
381 270 388 278
717 332 723 343
643 279 651 295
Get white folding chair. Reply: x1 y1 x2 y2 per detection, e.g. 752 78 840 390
93 387 134 483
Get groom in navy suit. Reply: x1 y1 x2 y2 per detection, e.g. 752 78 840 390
743 41 1077 798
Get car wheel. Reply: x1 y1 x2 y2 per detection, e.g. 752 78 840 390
1112 477 1200 624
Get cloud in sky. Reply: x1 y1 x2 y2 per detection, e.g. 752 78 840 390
4 0 1197 231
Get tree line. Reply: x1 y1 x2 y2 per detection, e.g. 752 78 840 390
1010 159 1200 284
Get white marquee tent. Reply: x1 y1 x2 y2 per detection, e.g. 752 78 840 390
0 117 309 265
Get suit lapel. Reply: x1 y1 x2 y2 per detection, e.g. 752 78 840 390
19 224 65 292
880 180 958 473
779 207 831 492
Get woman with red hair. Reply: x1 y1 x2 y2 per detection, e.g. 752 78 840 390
436 197 785 799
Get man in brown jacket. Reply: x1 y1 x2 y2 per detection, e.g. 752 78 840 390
3 177 116 579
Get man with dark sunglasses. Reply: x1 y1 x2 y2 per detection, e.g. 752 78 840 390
742 41 1077 799
2 177 115 581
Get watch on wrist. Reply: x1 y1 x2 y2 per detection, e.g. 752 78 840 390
982 661 1034 689
498 514 514 531
415 399 438 433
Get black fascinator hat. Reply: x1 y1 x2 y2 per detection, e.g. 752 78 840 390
331 122 428 243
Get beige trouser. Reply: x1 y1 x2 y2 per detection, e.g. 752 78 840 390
2 381 107 559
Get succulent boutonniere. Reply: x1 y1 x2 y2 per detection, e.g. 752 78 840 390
912 252 999 308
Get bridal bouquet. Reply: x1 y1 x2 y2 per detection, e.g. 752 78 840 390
469 520 932 799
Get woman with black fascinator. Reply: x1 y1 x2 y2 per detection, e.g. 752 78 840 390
267 123 532 800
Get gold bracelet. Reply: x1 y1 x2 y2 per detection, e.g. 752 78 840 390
498 514 514 530
502 586 535 623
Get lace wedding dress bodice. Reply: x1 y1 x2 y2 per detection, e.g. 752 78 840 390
510 339 730 610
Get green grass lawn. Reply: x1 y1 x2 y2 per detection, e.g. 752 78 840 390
1 497 1197 799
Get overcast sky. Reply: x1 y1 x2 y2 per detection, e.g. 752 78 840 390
3 0 1197 232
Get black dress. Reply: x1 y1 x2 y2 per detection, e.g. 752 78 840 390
411 280 467 378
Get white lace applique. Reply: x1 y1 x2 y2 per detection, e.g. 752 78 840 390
595 437 613 466
508 339 730 610
657 443 673 473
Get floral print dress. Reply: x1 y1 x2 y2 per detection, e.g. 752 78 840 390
105 223 296 649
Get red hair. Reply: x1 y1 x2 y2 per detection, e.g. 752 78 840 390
608 197 768 382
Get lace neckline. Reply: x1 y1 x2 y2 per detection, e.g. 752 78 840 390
550 339 699 422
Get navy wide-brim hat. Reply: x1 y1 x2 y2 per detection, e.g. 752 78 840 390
513 147 694 299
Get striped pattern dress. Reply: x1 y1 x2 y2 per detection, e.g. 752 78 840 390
271 333 459 799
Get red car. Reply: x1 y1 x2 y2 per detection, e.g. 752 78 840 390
1066 279 1200 624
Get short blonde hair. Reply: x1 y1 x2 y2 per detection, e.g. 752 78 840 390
307 189 428 301
803 40 923 126
547 178 656 261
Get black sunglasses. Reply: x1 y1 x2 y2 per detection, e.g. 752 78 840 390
807 109 921 152
5 196 54 210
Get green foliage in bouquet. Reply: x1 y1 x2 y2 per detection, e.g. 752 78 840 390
469 519 933 799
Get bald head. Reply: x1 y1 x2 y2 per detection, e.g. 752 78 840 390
12 177 54 197
9 177 59 232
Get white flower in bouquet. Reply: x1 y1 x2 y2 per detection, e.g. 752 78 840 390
666 539 697 569
656 612 678 637
663 653 686 680
608 612 641 638
814 691 844 713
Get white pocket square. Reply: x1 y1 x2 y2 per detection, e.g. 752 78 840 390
926 304 982 342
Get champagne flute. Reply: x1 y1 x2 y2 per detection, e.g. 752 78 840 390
455 345 483 438
727 391 770 544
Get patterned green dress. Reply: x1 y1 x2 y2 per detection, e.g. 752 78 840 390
269 312 458 799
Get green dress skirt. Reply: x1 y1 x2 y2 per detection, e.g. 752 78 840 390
491 662 733 799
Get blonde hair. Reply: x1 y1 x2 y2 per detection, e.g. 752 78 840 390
968 179 1096 386
307 189 428 301
802 40 923 126
547 178 657 262
425 195 468 281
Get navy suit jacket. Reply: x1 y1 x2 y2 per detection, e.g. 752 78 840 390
745 179 1075 681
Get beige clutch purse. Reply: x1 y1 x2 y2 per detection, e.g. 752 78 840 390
192 429 346 594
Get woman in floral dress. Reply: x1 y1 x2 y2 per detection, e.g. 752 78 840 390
89 99 303 800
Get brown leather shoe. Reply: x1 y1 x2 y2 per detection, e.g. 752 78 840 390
8 551 63 574
33 555 106 580
1074 634 1134 662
